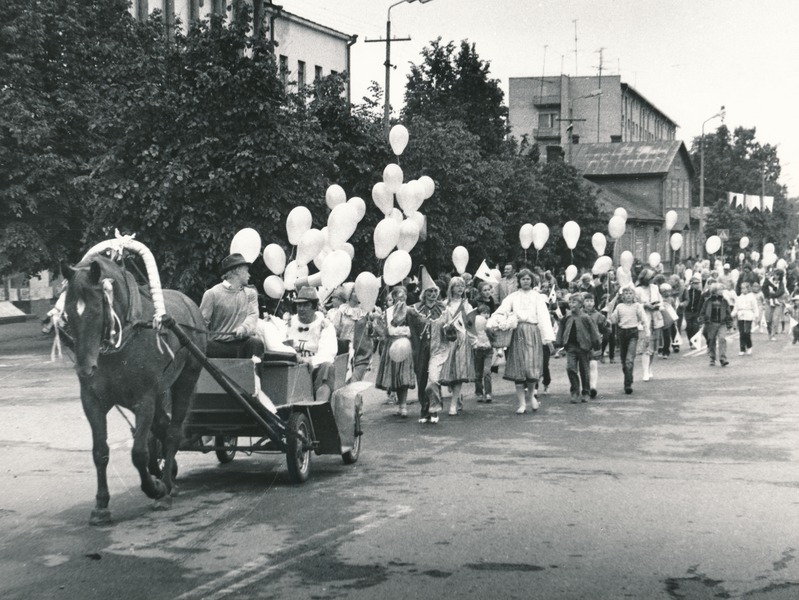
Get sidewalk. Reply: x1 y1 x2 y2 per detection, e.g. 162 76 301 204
0 319 54 357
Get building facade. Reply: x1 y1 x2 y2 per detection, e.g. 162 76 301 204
508 75 678 159
571 141 699 267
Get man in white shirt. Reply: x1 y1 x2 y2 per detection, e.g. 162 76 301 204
286 286 338 403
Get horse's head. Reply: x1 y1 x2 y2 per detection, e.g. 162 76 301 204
64 257 130 379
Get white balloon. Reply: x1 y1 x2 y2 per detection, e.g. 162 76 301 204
262 243 286 275
389 337 412 362
750 251 760 262
730 269 740 285
777 258 788 270
620 250 634 270
648 252 661 268
762 253 777 267
764 242 775 255
263 275 285 299
390 207 404 223
738 252 745 264
608 215 626 240
389 124 409 156
347 197 366 222
296 228 326 266
397 219 421 252
684 268 693 283
383 250 412 286
283 260 308 291
617 266 632 288
374 217 400 259
407 179 426 213
591 232 607 256
452 246 469 274
739 236 750 249
519 223 534 250
321 250 352 290
670 232 683 251
532 223 550 251
342 242 355 260
325 184 347 210
665 210 678 230
383 163 404 194
372 181 394 216
286 206 313 246
592 256 614 275
418 175 435 199
562 221 580 250
565 264 578 282
408 211 426 233
354 271 381 313
313 245 331 270
614 207 628 222
327 203 358 250
396 183 415 214
230 228 262 263
490 268 502 283
705 235 721 255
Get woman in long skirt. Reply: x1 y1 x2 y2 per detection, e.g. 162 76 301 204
375 286 416 417
634 269 663 382
493 268 556 414
439 276 476 416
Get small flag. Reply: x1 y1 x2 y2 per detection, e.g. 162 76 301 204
762 196 774 212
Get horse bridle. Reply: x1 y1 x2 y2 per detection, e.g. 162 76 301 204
99 277 124 353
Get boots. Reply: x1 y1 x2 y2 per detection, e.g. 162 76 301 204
642 354 651 382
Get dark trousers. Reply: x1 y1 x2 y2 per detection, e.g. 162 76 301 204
415 342 432 417
704 322 727 363
738 320 753 351
541 343 551 387
565 346 591 397
473 347 493 396
684 312 701 344
601 325 616 361
618 328 639 388
660 325 674 356
206 336 264 359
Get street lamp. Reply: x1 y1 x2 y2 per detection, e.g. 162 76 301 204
561 89 601 163
699 105 726 245
381 0 433 135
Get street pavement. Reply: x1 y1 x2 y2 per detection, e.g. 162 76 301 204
1 320 799 599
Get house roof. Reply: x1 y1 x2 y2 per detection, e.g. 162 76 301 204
570 141 694 178
585 181 663 222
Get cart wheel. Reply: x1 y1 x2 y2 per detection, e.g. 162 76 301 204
342 412 362 465
286 412 311 483
215 436 237 464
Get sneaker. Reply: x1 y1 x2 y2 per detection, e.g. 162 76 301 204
738 351 745 356
485 394 492 403
720 360 729 367
397 406 408 417
476 395 485 403
589 388 598 399
418 416 430 424
581 395 589 403
531 397 540 411
624 387 633 395
570 395 579 404
430 414 439 424
746 348 752 355
449 406 458 416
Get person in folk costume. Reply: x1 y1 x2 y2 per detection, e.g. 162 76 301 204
375 286 416 418
634 268 664 382
328 284 374 382
438 276 477 416
492 268 556 415
405 267 447 424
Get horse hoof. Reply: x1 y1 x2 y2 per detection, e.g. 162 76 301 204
169 484 180 498
89 508 112 526
153 495 173 511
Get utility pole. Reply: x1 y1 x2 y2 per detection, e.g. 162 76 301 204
596 47 604 142
573 20 578 75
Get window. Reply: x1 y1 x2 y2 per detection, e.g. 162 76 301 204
315 65 323 81
279 55 288 85
538 112 557 128
297 60 306 90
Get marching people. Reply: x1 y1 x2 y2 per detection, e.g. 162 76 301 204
634 269 664 382
200 253 265 359
472 303 494 403
375 286 416 418
582 292 608 398
555 293 602 403
732 281 759 355
439 276 476 416
761 269 786 340
609 286 648 395
492 268 555 415
699 283 733 367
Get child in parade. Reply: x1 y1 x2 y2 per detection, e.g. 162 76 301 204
555 293 602 403
699 283 733 367
582 292 608 399
440 276 476 416
609 286 649 395
634 269 664 382
472 303 494 403
751 281 767 332
732 282 759 355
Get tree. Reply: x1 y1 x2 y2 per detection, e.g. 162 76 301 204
693 125 797 254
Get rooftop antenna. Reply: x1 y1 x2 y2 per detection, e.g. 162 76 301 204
539 44 548 98
573 20 578 75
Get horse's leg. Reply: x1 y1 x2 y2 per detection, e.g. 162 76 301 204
130 393 168 502
161 369 198 499
147 398 170 478
80 385 112 526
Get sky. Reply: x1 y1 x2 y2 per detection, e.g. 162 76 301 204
278 0 799 198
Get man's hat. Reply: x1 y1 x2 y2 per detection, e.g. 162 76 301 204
219 253 250 275
292 286 319 304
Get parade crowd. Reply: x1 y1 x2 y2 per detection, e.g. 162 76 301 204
197 251 799 425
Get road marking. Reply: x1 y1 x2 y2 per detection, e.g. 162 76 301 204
175 504 412 600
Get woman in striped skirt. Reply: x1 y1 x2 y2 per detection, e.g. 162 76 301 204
492 269 556 414
375 286 416 417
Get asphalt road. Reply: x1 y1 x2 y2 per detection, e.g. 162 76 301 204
2 320 799 599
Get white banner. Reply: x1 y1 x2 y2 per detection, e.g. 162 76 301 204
762 196 774 212
745 194 761 211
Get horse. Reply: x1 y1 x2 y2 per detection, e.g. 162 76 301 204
63 254 206 525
